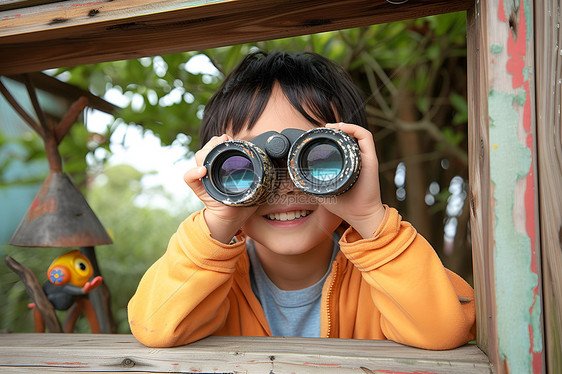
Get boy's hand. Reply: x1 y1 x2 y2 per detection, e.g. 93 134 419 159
184 134 258 244
323 123 386 239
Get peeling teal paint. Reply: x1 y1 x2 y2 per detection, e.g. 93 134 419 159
523 67 530 82
531 294 543 353
489 89 538 373
491 44 504 53
515 90 526 106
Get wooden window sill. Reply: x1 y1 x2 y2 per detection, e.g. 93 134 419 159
0 333 491 373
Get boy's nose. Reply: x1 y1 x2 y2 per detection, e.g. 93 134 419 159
276 167 299 194
277 167 296 193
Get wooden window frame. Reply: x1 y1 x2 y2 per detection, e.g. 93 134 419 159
0 1 560 373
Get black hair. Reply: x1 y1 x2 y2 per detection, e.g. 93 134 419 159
199 50 367 146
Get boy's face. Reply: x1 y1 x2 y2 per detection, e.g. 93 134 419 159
228 85 343 258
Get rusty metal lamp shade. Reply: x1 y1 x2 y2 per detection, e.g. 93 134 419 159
9 172 112 247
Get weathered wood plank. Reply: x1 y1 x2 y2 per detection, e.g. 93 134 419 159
467 0 545 373
0 0 473 74
466 1 497 362
0 334 491 373
534 0 562 373
0 0 60 12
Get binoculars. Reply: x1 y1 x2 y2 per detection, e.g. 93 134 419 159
201 127 361 206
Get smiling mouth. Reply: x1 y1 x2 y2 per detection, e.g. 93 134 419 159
266 210 312 221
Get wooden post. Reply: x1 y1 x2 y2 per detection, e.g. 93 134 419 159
534 0 562 372
467 0 545 373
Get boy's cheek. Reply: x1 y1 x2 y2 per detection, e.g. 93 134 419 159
315 206 345 231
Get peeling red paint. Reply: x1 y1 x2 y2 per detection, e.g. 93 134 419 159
503 1 542 373
303 362 341 367
1 14 21 21
27 197 57 222
498 0 507 22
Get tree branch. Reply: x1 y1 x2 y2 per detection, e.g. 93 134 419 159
0 79 45 138
55 96 89 145
364 66 393 118
366 109 468 166
361 52 398 97
23 74 49 134
5 257 61 333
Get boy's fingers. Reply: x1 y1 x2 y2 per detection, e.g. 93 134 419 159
195 134 230 165
326 123 376 156
184 166 207 184
187 134 233 200
184 166 210 199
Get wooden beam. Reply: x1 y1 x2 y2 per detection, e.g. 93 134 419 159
467 0 545 373
0 334 491 373
534 0 562 372
0 0 473 74
0 0 60 12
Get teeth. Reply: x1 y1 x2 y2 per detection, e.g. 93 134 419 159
267 210 311 221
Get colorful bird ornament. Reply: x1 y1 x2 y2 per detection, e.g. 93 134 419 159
29 250 103 333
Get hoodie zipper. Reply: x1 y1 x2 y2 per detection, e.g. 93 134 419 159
324 261 339 338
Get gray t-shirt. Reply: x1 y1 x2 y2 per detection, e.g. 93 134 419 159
246 238 339 337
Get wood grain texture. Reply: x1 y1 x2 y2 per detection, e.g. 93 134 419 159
0 0 60 12
468 1 546 373
534 0 562 373
0 0 473 74
466 1 497 362
0 334 491 373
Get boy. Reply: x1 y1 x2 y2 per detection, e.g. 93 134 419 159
128 51 475 349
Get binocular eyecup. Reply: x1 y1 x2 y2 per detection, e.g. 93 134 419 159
201 127 361 206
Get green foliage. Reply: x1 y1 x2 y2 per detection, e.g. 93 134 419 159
59 123 90 187
0 164 190 333
51 12 468 163
2 11 473 333
450 92 469 125
0 131 47 186
87 164 191 333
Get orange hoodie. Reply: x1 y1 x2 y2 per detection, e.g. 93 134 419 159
128 207 475 349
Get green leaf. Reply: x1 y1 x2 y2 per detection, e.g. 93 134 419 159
450 92 468 125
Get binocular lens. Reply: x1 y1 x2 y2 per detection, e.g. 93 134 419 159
217 155 254 194
288 128 360 196
301 142 343 182
203 140 277 206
